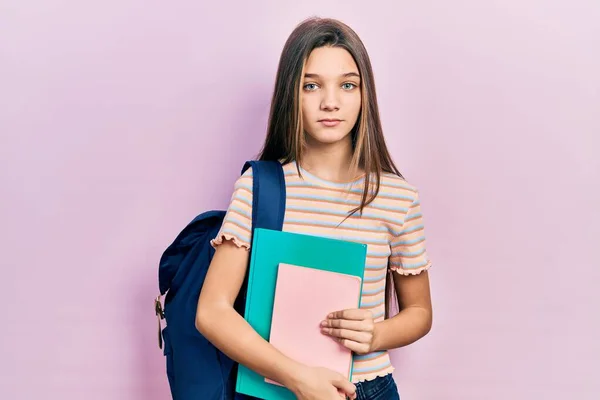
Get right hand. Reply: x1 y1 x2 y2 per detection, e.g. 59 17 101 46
289 366 357 400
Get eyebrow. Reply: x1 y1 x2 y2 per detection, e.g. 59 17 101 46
304 72 361 79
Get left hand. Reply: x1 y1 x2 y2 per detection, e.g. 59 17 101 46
320 309 376 355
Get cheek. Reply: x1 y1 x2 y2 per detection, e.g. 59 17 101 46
301 97 317 122
347 94 362 119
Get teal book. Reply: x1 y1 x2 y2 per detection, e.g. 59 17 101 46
236 228 367 400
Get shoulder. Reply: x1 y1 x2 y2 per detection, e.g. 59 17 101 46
379 172 420 203
233 166 254 191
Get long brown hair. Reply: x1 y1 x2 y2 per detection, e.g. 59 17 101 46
257 17 403 318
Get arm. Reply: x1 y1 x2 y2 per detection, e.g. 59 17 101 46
321 188 433 353
321 270 432 354
195 240 302 388
371 270 433 351
372 188 434 350
196 240 356 399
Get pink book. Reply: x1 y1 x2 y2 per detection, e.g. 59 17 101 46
265 263 362 386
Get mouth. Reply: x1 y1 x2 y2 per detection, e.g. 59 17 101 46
318 118 342 127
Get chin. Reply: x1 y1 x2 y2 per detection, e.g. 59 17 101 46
305 127 351 145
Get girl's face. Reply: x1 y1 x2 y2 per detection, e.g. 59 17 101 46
301 46 362 147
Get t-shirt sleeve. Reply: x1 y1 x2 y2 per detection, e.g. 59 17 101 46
210 167 254 250
389 189 432 275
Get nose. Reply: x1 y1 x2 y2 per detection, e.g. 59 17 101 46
320 87 340 111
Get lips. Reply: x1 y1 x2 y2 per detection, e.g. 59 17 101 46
319 119 342 127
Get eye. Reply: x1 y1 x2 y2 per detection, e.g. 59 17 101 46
303 83 319 91
342 82 358 90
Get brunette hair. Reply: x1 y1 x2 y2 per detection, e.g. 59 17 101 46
258 17 403 317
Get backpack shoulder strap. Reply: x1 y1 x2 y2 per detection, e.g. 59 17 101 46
241 160 286 233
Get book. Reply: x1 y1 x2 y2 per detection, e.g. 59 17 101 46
265 263 362 386
236 228 367 400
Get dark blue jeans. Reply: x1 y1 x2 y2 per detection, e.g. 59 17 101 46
355 373 400 400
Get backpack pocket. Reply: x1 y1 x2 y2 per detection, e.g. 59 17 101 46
162 326 176 398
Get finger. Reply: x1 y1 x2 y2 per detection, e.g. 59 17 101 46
338 389 357 400
329 308 372 321
322 327 372 344
337 338 371 355
322 318 370 331
332 377 356 398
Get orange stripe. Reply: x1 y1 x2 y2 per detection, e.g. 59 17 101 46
363 275 387 285
397 226 424 237
226 220 251 235
355 352 388 364
405 213 422 222
368 253 390 260
394 252 424 259
285 220 384 234
288 195 410 214
232 196 252 208
353 362 393 375
288 208 394 223
286 172 417 193
361 302 384 310
229 209 250 220
361 287 385 297
379 182 417 193
283 225 388 247
237 187 252 196
286 180 415 200
286 209 407 235
392 237 425 248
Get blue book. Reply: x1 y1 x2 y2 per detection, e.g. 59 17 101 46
236 228 367 400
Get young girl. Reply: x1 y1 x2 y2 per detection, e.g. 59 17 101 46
196 17 433 400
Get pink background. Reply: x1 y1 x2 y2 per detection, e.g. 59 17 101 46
1 1 598 399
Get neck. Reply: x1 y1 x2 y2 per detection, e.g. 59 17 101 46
300 134 362 183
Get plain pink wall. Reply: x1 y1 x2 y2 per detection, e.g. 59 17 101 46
1 1 598 399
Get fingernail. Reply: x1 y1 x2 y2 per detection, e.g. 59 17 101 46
320 320 327 326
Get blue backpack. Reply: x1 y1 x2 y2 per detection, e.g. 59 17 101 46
155 160 286 400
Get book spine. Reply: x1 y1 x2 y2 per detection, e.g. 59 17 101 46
237 229 260 394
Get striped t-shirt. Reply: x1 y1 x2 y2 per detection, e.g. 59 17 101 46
211 160 432 383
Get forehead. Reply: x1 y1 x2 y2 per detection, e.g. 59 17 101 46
304 46 359 77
